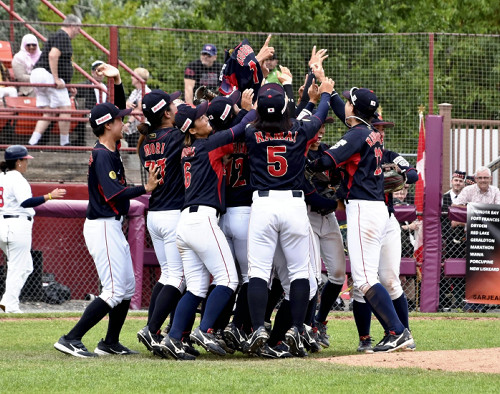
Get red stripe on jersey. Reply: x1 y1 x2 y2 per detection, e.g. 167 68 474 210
340 153 361 199
208 143 235 204
98 184 119 214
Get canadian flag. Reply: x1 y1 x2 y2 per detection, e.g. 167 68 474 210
413 111 425 264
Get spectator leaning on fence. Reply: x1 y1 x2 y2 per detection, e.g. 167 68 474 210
0 145 66 314
453 166 500 208
29 14 81 146
11 34 41 97
184 44 222 105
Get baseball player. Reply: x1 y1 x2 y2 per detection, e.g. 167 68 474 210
156 101 257 360
54 65 161 358
243 76 335 356
305 119 347 349
136 89 188 354
0 146 66 313
353 121 418 352
308 87 413 352
204 90 255 352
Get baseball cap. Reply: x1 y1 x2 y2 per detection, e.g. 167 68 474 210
207 91 241 130
201 44 217 57
465 175 476 185
89 102 132 129
324 116 334 124
452 170 466 180
4 145 34 161
142 89 181 123
257 83 287 119
372 117 395 128
91 60 104 71
175 101 209 133
342 87 379 117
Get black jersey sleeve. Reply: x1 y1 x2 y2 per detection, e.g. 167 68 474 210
329 91 346 125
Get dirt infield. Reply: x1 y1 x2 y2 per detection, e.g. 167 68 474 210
319 348 500 374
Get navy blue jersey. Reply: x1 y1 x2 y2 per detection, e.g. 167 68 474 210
86 142 141 219
181 110 256 213
219 39 263 96
225 141 253 207
138 127 185 211
383 149 418 212
307 143 331 193
245 116 322 191
323 123 384 201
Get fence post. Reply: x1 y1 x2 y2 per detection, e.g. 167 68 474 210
420 115 443 312
439 103 453 194
108 25 119 103
428 33 434 115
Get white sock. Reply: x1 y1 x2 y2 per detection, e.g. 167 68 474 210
60 134 70 146
29 132 42 145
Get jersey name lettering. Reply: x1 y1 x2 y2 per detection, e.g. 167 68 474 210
254 130 298 144
181 146 196 159
365 131 383 147
143 142 166 157
236 44 254 66
233 142 248 154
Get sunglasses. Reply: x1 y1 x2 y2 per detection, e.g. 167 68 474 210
26 44 37 48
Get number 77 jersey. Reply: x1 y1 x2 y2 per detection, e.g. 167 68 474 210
245 116 322 191
323 123 385 201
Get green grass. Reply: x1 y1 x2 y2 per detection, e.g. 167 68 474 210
1 312 499 393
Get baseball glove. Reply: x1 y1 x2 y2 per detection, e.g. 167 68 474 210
382 163 406 194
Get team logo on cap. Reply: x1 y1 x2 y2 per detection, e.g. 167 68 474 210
180 118 193 133
152 99 166 113
370 100 376 106
220 104 231 120
109 171 117 180
267 108 275 113
95 113 112 125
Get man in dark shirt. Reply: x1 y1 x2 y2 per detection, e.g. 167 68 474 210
29 14 81 146
184 44 222 105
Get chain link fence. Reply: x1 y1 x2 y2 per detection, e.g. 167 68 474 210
1 19 499 312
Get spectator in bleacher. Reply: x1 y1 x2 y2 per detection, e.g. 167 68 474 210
442 170 467 258
0 62 18 99
124 67 151 147
11 34 41 97
0 145 66 313
264 53 280 84
184 44 222 105
75 60 107 110
465 174 476 186
29 14 81 146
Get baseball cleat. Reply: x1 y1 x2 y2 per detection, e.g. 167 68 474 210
373 328 413 353
242 326 269 355
314 320 330 348
224 322 247 352
402 332 416 351
94 339 139 356
357 336 374 353
215 329 235 354
54 335 97 358
190 326 226 356
257 342 293 359
137 326 163 352
285 326 308 357
158 335 196 361
301 324 321 353
182 335 201 357
264 321 272 334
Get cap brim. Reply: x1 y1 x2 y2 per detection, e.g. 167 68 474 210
227 90 241 105
259 83 284 96
324 117 335 124
169 91 181 101
195 101 209 119
23 155 34 159
117 108 132 118
372 120 395 128
342 90 351 100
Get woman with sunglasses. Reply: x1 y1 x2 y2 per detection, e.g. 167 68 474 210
12 34 41 97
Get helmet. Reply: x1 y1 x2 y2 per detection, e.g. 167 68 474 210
4 145 34 161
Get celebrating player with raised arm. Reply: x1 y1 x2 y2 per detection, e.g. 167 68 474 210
54 65 161 358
